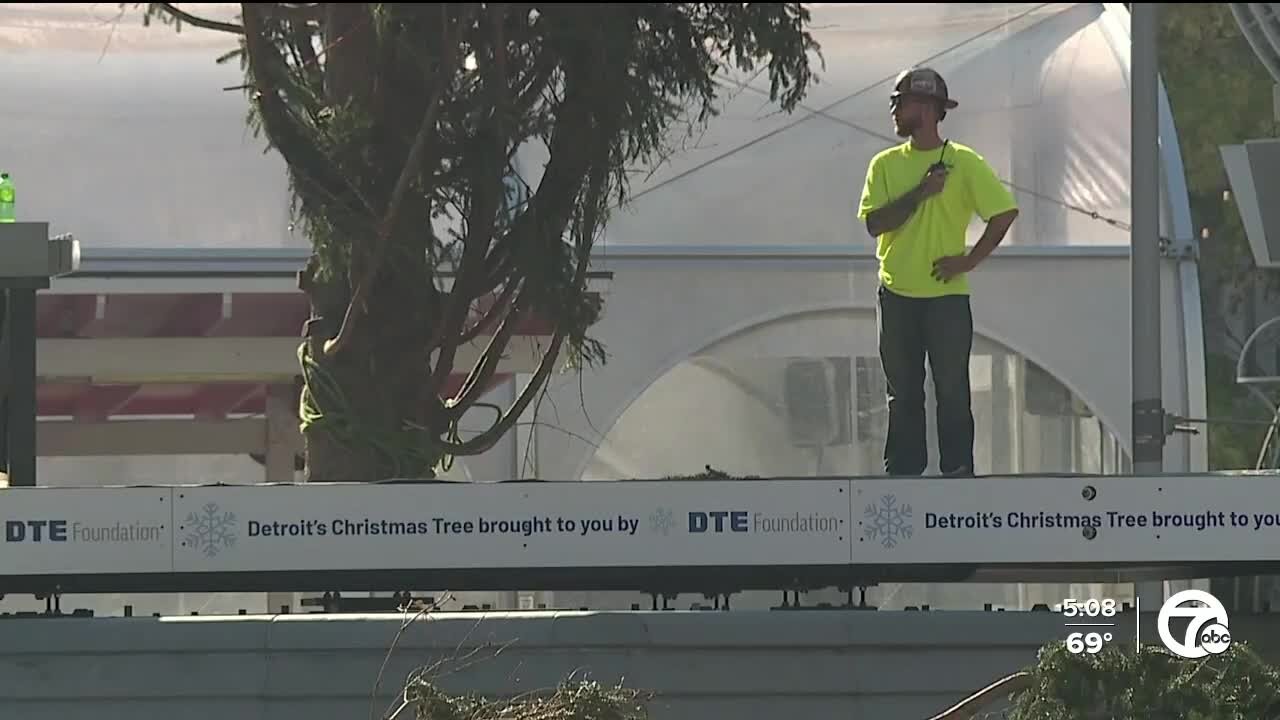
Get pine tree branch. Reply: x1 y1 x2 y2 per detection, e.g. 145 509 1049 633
429 4 514 387
286 14 322 90
459 281 520 344
439 193 602 455
438 274 572 457
156 3 243 34
241 4 374 224
323 4 475 359
441 21 618 450
445 281 527 419
423 277 519 374
478 243 518 296
924 671 1031 720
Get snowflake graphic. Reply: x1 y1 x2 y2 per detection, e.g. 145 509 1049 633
649 507 676 536
184 502 238 557
864 494 913 548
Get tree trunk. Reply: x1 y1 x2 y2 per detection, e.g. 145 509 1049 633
297 254 443 483
300 351 441 483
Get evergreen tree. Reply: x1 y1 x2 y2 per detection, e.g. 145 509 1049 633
133 3 819 481
928 642 1280 719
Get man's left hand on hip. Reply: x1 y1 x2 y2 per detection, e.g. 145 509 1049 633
932 254 975 282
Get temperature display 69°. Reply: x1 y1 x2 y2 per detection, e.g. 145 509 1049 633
1059 597 1123 655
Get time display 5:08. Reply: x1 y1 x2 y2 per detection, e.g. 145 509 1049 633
1060 598 1119 617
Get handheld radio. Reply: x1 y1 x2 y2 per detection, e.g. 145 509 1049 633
929 139 950 174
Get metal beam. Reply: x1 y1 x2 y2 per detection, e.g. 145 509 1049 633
6 289 37 486
1131 2 1165 473
55 247 614 297
37 418 271 456
37 335 551 383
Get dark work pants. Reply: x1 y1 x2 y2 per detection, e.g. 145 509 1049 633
876 285 975 476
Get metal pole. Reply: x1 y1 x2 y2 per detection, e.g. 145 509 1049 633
6 288 36 486
1131 2 1164 474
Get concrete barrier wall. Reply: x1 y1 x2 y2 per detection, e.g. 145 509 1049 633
1 609 1277 720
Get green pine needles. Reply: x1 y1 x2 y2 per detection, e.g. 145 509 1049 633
1009 640 1280 719
403 678 650 720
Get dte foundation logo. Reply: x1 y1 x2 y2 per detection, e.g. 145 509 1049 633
1157 589 1232 659
4 519 165 545
6 520 68 542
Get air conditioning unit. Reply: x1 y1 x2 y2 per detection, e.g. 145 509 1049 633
783 357 852 447
1221 138 1280 269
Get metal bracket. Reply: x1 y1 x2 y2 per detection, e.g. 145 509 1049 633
1163 411 1201 437
1159 235 1198 261
1133 399 1168 462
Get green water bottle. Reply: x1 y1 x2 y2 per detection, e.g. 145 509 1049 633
0 173 14 223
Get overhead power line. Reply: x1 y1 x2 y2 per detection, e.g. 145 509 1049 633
630 3 1132 234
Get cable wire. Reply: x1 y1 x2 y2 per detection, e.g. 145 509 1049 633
629 3 1131 234
629 2 1061 203
734 82 1132 233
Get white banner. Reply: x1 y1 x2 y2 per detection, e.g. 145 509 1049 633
0 487 173 575
3 474 1279 582
849 474 1280 564
170 480 853 573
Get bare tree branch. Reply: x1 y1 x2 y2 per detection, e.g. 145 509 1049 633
369 592 452 720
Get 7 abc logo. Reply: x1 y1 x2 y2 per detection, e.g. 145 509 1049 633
1157 589 1232 659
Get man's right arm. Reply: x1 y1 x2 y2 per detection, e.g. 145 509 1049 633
864 185 925 237
859 159 943 238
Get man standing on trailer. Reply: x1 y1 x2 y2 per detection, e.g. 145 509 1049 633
857 67 1019 478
